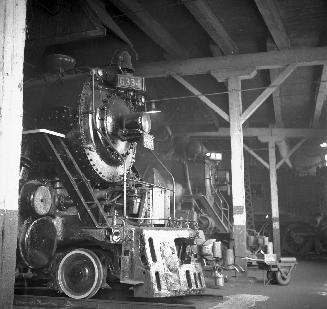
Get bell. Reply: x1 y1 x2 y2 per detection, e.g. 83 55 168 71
118 50 135 73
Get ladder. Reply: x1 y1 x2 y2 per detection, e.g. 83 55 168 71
24 130 111 228
194 191 232 233
244 155 256 230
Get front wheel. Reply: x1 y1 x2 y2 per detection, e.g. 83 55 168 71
57 248 104 299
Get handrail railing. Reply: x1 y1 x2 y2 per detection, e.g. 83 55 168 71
207 176 233 231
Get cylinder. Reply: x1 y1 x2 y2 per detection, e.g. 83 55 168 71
247 235 255 246
212 241 222 258
263 236 269 246
224 249 234 266
279 257 297 263
258 236 264 246
267 242 274 254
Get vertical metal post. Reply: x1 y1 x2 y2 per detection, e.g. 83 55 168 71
123 162 127 217
228 76 247 269
268 139 281 256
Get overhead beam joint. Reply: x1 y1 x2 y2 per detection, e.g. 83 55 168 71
171 73 230 122
241 64 296 123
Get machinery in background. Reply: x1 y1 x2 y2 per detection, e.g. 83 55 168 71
180 143 233 240
16 49 207 299
282 213 327 256
280 166 327 256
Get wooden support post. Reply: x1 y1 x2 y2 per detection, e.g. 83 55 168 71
268 139 281 256
228 77 247 268
313 65 327 128
0 1 27 308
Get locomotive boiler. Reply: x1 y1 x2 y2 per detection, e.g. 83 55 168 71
16 50 205 299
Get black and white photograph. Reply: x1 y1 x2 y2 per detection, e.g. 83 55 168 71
0 1 327 308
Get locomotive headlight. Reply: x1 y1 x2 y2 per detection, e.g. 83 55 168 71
140 113 151 133
96 69 103 77
120 112 152 142
122 113 151 133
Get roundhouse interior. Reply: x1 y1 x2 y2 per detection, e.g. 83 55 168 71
1 0 327 308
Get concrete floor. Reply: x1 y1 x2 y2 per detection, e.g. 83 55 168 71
188 258 327 309
13 258 327 309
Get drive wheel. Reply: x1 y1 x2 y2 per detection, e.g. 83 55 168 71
276 269 291 286
57 249 103 299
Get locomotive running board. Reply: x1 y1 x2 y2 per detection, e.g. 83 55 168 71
24 130 111 229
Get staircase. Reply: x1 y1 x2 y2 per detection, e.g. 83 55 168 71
26 130 112 228
194 179 232 233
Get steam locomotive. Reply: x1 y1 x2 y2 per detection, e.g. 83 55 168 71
16 49 205 299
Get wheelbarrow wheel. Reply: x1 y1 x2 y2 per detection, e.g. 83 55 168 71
276 269 291 286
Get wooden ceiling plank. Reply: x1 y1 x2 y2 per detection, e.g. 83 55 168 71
184 0 238 55
179 128 327 138
241 64 296 123
244 144 269 169
171 73 230 122
276 138 307 169
110 0 188 58
136 46 327 78
254 0 290 50
313 65 327 128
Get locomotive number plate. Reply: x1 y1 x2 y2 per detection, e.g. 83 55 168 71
143 133 154 150
117 74 144 91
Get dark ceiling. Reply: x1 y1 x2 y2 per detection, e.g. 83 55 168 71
24 0 327 173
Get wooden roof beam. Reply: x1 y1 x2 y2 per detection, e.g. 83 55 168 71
184 0 238 55
136 46 327 78
85 0 133 48
241 64 296 123
243 144 269 169
276 138 307 169
178 128 327 138
171 73 230 122
254 0 290 50
312 65 327 128
110 0 189 59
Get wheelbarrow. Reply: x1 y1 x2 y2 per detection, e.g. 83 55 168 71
258 254 297 285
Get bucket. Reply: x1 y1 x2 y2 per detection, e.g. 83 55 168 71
214 271 224 287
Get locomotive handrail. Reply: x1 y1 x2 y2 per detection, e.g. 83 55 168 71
23 129 65 138
150 150 176 220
